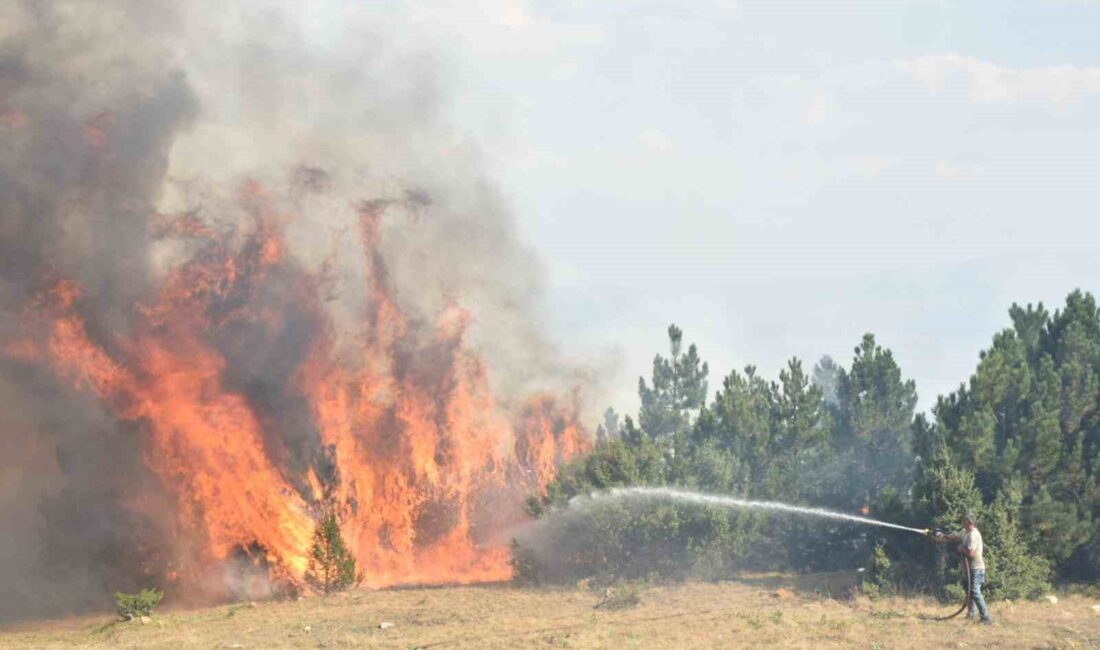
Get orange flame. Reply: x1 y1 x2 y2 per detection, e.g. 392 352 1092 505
0 109 28 129
9 182 587 600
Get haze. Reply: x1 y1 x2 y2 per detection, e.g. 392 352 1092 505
347 0 1100 413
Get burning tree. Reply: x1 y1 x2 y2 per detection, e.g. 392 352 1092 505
0 0 592 620
305 509 359 594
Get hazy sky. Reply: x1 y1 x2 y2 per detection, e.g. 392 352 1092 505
328 1 1100 414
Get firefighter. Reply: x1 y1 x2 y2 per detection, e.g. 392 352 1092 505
932 512 991 624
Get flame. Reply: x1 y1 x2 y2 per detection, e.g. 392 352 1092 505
0 109 28 129
82 112 115 150
8 180 587 600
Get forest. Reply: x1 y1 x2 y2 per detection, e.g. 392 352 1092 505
515 290 1100 601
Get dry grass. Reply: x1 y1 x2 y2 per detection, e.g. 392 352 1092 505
2 577 1098 649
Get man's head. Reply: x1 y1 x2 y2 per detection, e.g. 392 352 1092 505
961 512 977 529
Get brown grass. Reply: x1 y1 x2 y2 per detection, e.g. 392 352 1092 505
1 577 1097 649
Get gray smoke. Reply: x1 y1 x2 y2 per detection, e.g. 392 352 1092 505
0 0 592 621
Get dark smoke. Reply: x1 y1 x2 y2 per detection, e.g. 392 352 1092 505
0 0 592 622
1 0 199 621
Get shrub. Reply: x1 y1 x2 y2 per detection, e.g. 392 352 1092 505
982 484 1052 600
115 588 164 620
864 543 894 599
512 495 754 585
943 582 966 604
594 580 644 610
305 508 360 594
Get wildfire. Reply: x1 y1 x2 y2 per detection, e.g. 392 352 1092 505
7 177 587 600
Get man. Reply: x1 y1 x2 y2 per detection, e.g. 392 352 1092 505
933 512 991 624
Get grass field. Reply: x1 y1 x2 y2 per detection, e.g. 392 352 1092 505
2 576 1098 649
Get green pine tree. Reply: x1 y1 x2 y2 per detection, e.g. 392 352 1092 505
638 325 709 442
912 441 983 596
305 508 359 594
833 334 919 500
982 482 1051 600
936 291 1100 578
864 543 895 599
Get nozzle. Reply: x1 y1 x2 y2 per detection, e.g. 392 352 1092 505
923 528 932 537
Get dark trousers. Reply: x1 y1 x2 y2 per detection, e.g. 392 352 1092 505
968 569 990 621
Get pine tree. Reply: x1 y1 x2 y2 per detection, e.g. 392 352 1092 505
864 543 895 598
936 291 1100 577
834 334 919 500
912 441 983 596
812 355 840 406
305 508 359 594
638 324 709 441
982 482 1051 600
603 407 621 439
515 302 1096 589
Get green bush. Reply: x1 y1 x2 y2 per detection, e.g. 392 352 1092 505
943 582 966 604
115 588 164 620
514 313 1084 597
513 430 759 585
982 484 1052 600
305 508 360 594
864 543 895 599
514 496 754 585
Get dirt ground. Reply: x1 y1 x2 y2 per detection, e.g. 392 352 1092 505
2 577 1098 649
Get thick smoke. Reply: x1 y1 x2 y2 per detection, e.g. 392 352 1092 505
0 0 590 621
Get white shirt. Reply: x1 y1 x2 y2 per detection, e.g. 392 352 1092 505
961 527 985 571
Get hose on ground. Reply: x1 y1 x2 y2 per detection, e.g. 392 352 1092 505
928 554 971 621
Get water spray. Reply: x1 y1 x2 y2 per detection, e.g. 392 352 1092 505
573 487 932 536
571 487 976 621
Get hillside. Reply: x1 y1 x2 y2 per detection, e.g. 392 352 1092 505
2 578 1097 649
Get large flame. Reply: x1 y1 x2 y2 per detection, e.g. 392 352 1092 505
6 177 587 599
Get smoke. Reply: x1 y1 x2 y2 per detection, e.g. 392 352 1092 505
0 0 591 621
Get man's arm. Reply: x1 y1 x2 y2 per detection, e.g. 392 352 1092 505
951 531 977 557
957 545 977 558
933 531 975 557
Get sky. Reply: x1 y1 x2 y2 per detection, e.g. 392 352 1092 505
325 0 1100 415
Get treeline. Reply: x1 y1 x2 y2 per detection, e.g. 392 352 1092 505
514 291 1100 601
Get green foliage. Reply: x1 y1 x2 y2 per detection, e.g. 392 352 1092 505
830 334 919 505
913 443 983 531
305 508 359 594
517 482 754 584
516 294 1098 596
943 582 966 604
812 356 840 406
703 358 828 501
864 543 895 599
535 431 666 515
904 439 982 596
638 324 709 442
982 483 1052 600
114 588 163 620
934 291 1100 579
595 407 621 444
